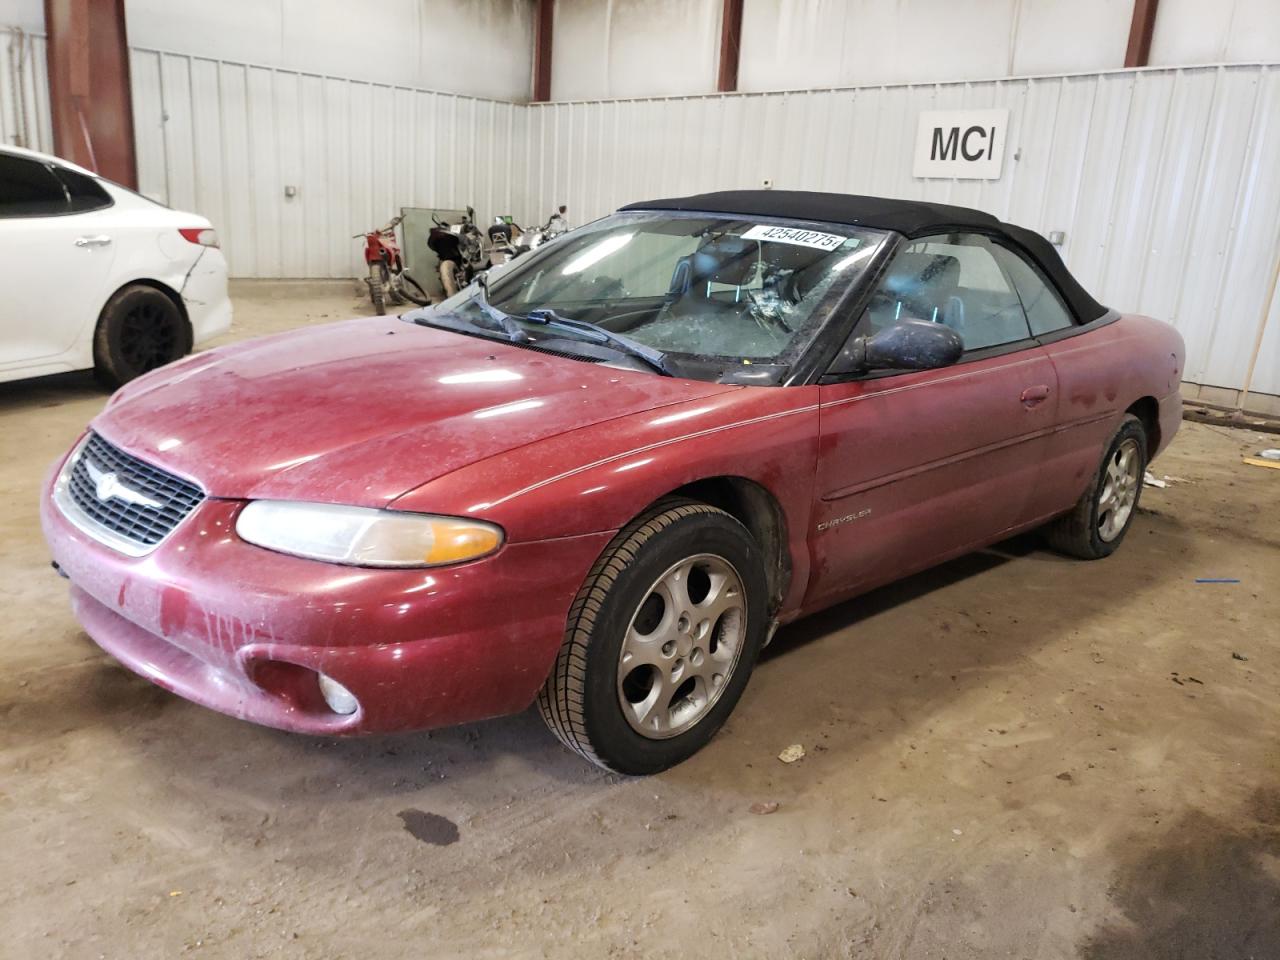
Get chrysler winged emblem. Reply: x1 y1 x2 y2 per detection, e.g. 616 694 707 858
83 459 163 510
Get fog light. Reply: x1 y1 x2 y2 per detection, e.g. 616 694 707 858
317 674 359 715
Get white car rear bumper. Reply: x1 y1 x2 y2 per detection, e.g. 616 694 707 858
181 247 232 345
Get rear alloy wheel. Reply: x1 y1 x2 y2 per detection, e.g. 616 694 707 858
1045 414 1147 559
93 284 191 388
538 499 769 775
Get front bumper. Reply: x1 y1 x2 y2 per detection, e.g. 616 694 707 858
41 465 613 735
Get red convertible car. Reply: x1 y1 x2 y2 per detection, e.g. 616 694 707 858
42 191 1184 774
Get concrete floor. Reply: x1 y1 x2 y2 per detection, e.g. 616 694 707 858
2 283 1278 959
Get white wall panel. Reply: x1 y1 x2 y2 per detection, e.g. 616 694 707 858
551 0 720 101
0 27 50 151
0 0 43 32
130 47 524 280
1151 0 1280 68
123 0 534 102
527 64 1280 395
564 0 1279 101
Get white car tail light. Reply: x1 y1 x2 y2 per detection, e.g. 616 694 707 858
179 227 220 248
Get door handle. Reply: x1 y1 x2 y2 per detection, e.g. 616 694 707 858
1020 385 1051 407
75 235 112 247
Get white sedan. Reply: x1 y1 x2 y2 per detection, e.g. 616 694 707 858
0 145 231 386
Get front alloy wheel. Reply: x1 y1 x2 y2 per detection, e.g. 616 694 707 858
617 554 747 738
539 499 769 774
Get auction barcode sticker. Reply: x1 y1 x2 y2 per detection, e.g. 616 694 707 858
742 224 846 251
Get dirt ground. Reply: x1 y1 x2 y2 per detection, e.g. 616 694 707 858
2 282 1277 960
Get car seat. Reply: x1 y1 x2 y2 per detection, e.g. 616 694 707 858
664 236 760 305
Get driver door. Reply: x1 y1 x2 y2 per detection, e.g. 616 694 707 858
805 233 1058 611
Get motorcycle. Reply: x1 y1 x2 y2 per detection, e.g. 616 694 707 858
511 205 570 259
357 214 429 314
427 206 489 298
487 217 519 267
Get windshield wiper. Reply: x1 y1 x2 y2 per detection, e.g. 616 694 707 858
409 276 529 343
471 275 531 342
522 308 673 376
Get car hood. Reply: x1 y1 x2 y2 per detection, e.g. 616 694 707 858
94 317 736 506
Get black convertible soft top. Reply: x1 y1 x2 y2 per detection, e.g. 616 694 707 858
621 190 1109 325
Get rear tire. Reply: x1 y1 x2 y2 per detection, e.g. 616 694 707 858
93 284 191 388
538 499 769 775
1044 414 1147 560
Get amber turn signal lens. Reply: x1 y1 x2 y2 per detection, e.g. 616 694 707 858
423 518 504 565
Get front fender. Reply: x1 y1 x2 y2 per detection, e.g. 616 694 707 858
393 387 823 615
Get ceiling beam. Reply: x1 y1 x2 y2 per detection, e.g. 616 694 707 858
717 0 743 93
532 0 553 103
1124 0 1160 68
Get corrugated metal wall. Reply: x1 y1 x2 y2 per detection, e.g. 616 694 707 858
0 28 52 152
526 64 1280 396
128 46 527 280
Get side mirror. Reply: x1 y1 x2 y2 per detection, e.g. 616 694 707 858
831 320 964 376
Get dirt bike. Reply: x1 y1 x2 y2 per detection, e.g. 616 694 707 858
427 206 489 297
357 215 429 313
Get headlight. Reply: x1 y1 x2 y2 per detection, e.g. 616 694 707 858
235 501 503 567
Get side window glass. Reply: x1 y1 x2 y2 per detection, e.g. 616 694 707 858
56 167 114 213
861 233 1032 351
0 155 69 218
992 244 1075 335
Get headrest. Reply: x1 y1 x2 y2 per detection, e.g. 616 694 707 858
880 253 960 299
689 237 759 286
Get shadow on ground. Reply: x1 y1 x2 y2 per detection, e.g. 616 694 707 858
764 531 1055 662
1081 788 1280 959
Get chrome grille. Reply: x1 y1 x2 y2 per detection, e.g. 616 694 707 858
58 432 204 554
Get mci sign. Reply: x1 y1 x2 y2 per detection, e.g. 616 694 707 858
913 109 1009 180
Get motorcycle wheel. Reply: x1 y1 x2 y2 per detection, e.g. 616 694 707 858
367 262 386 315
440 260 460 298
395 271 431 306
386 266 406 306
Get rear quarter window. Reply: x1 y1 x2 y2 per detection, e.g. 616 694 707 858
995 245 1076 335
55 167 114 213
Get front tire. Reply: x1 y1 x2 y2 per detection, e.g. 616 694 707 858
440 260 461 298
538 499 769 775
1045 414 1147 559
93 284 191 388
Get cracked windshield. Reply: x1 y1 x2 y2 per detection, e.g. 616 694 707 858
424 213 886 374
